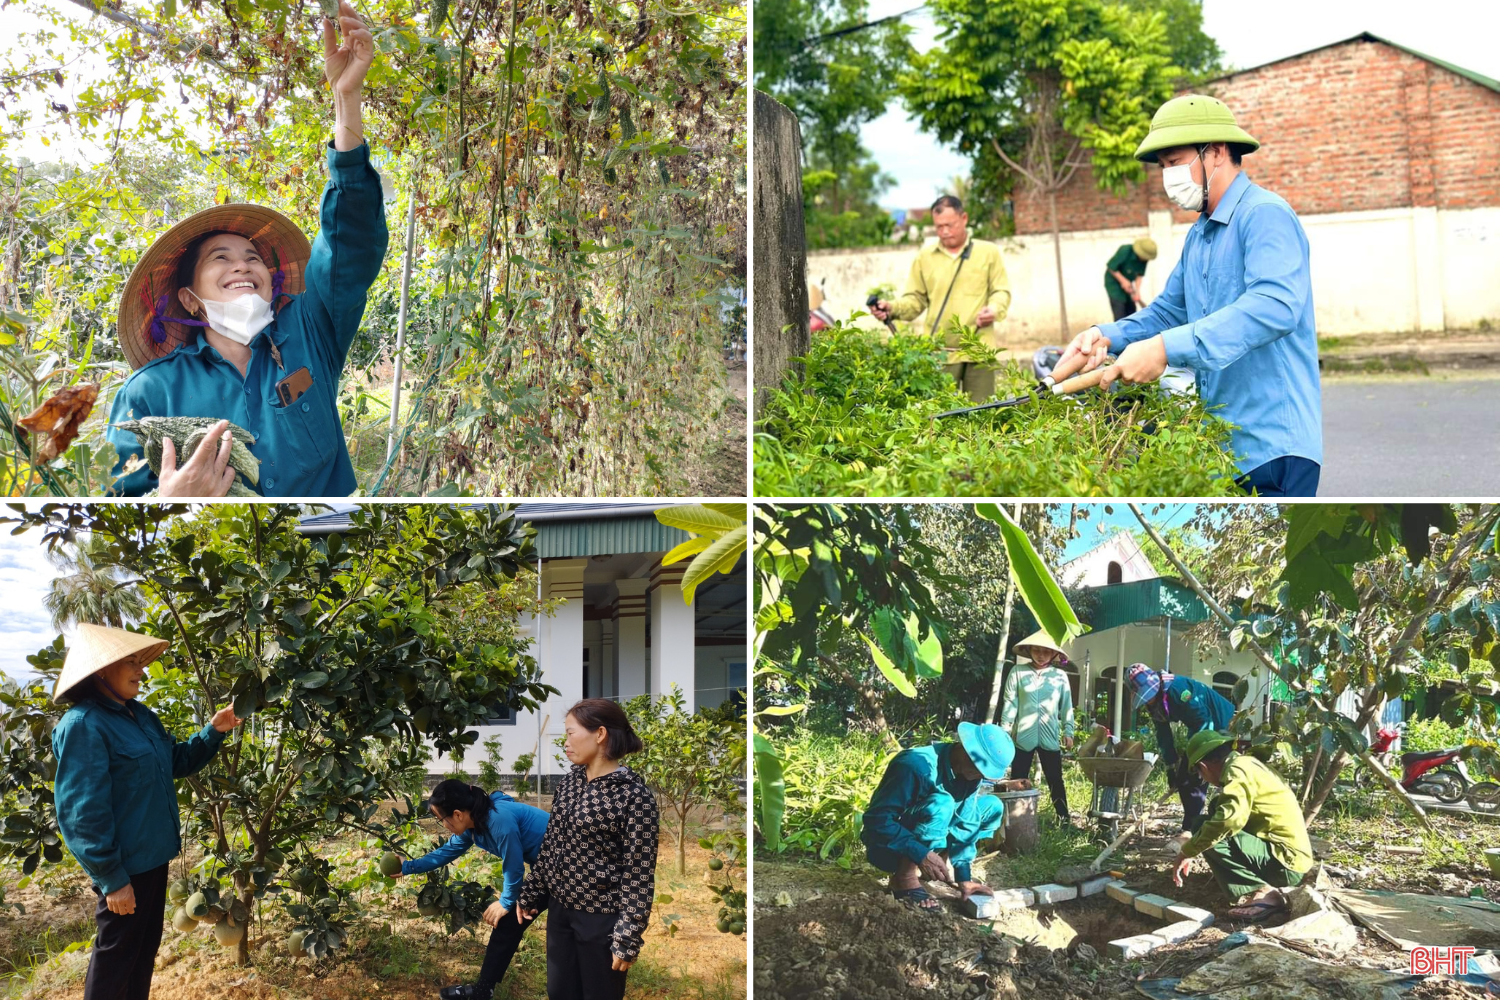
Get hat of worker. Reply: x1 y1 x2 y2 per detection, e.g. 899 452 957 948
53 624 170 704
117 203 311 370
1126 663 1163 706
1185 730 1235 768
1014 629 1067 663
956 721 1015 781
1134 94 1260 164
1132 237 1158 260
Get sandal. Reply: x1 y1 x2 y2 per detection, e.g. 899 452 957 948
1227 893 1286 923
891 885 942 913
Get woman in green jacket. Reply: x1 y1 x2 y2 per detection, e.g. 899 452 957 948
51 625 243 1000
999 630 1076 826
106 0 385 498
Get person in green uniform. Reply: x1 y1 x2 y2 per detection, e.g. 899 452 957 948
869 195 1012 402
999 630 1075 827
1172 731 1314 922
106 0 386 498
51 625 243 1000
1105 237 1157 321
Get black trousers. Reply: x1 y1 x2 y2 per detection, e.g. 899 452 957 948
1010 746 1071 822
546 905 628 1000
1109 296 1137 321
473 898 546 998
84 863 168 1000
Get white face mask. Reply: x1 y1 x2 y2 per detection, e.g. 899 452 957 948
1162 148 1220 213
188 289 274 346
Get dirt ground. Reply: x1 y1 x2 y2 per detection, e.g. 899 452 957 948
679 357 746 496
3 823 744 1000
755 793 1500 1000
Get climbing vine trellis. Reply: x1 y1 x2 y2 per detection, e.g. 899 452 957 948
0 0 746 495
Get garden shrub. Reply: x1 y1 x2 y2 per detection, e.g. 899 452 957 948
1403 715 1471 753
765 728 896 867
753 323 1242 497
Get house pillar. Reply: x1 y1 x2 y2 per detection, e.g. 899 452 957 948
650 561 697 711
615 579 649 700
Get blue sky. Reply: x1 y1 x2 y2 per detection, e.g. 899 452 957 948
863 0 1500 209
1056 502 1200 561
0 525 66 683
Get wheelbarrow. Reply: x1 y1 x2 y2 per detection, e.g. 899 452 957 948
1077 755 1156 843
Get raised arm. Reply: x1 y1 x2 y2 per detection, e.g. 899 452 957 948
400 831 474 876
323 0 374 152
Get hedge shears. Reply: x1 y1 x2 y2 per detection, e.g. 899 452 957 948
933 363 1116 419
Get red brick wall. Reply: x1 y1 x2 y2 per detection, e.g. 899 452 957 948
1013 37 1500 234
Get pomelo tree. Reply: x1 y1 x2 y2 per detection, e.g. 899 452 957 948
0 502 556 964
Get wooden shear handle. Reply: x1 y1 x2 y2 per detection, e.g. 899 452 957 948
1053 365 1111 396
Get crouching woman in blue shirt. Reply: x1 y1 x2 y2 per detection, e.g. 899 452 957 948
860 722 1028 913
51 625 243 1000
393 779 551 1000
106 0 388 498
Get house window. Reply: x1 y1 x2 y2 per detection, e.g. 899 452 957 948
1213 670 1240 706
483 691 518 727
1107 561 1123 585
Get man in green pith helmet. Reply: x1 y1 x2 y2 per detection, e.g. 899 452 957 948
1171 730 1314 923
1106 237 1157 321
1053 94 1322 498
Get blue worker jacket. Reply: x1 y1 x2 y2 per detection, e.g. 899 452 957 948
52 697 226 895
402 791 551 912
860 743 999 882
108 141 389 497
1152 674 1236 768
1098 172 1321 474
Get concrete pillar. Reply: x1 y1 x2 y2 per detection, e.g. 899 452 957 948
1410 206 1447 333
753 90 809 415
1112 627 1127 737
615 579 648 700
650 560 697 711
538 558 585 784
599 617 616 699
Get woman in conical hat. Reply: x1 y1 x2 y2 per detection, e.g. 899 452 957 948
998 629 1077 828
51 624 243 1000
106 0 387 498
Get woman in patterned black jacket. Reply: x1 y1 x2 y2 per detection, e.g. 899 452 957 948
517 699 660 1000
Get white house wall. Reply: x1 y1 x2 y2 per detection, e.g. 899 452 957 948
695 646 748 711
806 205 1500 341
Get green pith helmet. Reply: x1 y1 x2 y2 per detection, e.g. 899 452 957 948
1185 729 1234 767
1132 237 1158 261
1135 95 1260 164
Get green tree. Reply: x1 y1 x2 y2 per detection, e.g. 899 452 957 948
626 687 744 876
1119 0 1224 81
43 533 147 629
900 0 1181 335
755 0 912 248
0 503 556 965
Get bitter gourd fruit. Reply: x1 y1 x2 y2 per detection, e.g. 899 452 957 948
115 416 261 495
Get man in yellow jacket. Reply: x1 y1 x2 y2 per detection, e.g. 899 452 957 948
870 195 1011 402
1173 731 1314 921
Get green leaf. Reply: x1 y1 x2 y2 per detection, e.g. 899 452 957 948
756 704 805 716
754 742 786 851
661 534 713 566
656 504 742 533
681 524 747 604
974 504 1084 645
862 633 916 697
910 614 943 679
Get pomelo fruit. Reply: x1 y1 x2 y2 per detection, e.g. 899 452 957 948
716 918 731 933
708 858 724 871
378 851 403 877
185 891 210 920
287 929 308 957
213 920 245 946
729 921 744 935
171 906 197 933
168 879 192 903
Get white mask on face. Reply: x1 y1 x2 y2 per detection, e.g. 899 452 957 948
1162 147 1220 213
188 289 274 346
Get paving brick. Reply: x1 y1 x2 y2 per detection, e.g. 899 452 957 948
1031 883 1079 905
1134 893 1176 918
1155 920 1208 945
1105 881 1141 906
1107 933 1166 960
1166 904 1215 927
1079 875 1115 897
959 889 1034 918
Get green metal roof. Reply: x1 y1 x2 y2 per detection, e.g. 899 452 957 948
1083 578 1211 634
536 515 690 558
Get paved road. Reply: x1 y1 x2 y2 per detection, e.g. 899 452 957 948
1320 375 1500 496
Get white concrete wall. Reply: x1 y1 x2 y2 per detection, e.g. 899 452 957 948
695 647 747 710
650 563 697 711
807 205 1500 341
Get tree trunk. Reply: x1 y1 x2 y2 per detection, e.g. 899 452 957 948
985 502 1023 723
234 879 253 966
677 818 688 875
1048 189 1069 338
1299 742 1324 807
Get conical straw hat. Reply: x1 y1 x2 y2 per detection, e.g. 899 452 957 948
1013 629 1066 662
53 624 170 704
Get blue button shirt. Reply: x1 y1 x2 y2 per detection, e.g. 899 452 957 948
1098 172 1321 474
107 141 389 497
52 696 226 894
400 791 550 912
